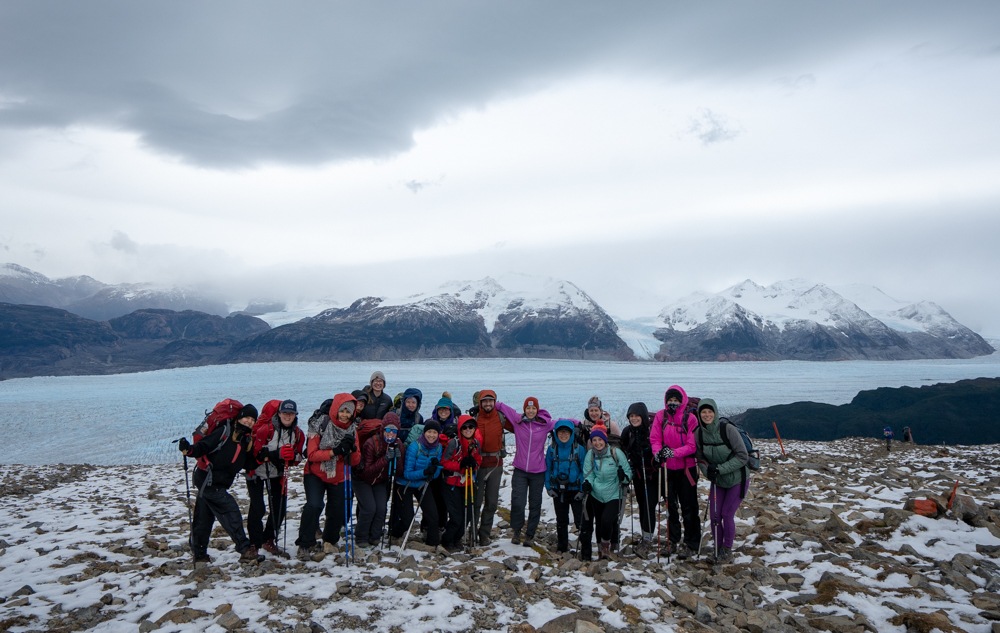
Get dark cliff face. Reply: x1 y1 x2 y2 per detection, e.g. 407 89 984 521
493 305 634 360
734 377 1000 445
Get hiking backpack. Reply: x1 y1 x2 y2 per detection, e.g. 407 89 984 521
191 398 242 470
719 417 761 471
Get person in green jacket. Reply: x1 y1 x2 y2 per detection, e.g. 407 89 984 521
694 398 749 564
579 427 632 560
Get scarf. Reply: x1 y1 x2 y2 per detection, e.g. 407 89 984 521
314 414 355 478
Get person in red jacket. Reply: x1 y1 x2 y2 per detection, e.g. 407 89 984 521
249 399 305 558
440 415 483 552
355 412 404 547
295 393 361 560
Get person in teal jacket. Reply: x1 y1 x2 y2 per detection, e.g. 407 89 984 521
580 427 632 560
694 398 749 564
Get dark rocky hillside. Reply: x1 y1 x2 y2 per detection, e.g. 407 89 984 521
733 377 1000 445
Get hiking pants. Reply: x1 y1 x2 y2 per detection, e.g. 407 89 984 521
633 475 658 536
665 466 701 551
709 480 748 549
246 477 287 547
353 479 389 545
296 474 346 548
581 496 620 559
441 483 471 547
474 464 503 541
551 490 583 552
390 483 439 545
509 469 546 539
191 469 251 556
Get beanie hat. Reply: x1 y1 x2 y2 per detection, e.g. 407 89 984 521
383 411 401 431
523 396 539 412
278 399 297 414
471 391 481 406
370 371 386 385
589 426 609 442
239 404 259 420
338 401 356 414
423 420 442 434
587 396 602 409
351 389 369 404
436 396 455 411
665 388 682 403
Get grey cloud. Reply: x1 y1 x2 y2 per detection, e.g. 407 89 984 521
687 109 741 145
109 231 138 254
2 2 998 168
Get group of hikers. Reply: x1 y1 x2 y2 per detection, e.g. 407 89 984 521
175 371 755 567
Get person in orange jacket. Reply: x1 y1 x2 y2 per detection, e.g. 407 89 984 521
295 393 361 559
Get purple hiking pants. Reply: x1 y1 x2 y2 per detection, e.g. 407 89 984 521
708 480 748 549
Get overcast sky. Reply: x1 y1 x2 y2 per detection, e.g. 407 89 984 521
2 2 999 335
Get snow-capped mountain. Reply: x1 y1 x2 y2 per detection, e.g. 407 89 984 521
228 276 635 362
0 262 106 307
648 279 994 361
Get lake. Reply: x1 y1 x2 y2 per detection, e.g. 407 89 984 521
2 355 998 464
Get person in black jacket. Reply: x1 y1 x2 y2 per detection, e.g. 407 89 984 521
360 371 393 420
178 404 263 564
619 401 658 557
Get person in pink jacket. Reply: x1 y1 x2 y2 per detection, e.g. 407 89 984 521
649 384 701 558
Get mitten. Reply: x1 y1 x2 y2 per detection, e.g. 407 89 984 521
460 455 477 469
177 437 191 453
279 445 295 461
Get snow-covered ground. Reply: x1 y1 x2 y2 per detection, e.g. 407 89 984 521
2 438 998 632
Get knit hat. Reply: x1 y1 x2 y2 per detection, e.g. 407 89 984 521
665 388 682 403
338 401 356 415
383 412 401 431
587 396 602 410
590 426 609 442
351 389 369 404
523 396 539 411
471 391 481 406
370 371 386 385
278 400 297 414
423 420 442 434
239 404 258 420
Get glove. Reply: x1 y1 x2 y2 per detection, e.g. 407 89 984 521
332 436 355 456
177 437 191 454
582 481 593 494
547 487 557 498
279 445 295 461
256 448 271 463
574 491 586 502
617 466 628 483
656 447 674 462
423 458 439 477
706 465 719 482
460 455 477 470
386 446 398 460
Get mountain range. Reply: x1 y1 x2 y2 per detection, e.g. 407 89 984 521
0 263 993 379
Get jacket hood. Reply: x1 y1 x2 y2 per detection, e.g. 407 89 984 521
553 419 576 444
478 389 497 402
403 387 423 409
328 393 359 428
664 385 689 410
626 402 650 424
697 398 718 419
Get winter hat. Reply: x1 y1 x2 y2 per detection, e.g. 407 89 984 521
423 420 442 434
471 391 481 406
589 426 609 443
697 398 718 417
435 395 455 411
523 396 539 411
239 404 259 420
351 389 369 404
338 401 356 415
587 396 602 410
626 402 649 422
278 399 298 414
370 371 386 385
382 412 401 432
664 388 682 403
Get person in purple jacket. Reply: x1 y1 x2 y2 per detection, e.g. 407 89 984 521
505 396 555 547
649 385 701 558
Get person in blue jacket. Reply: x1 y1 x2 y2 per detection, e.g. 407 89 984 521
545 419 586 554
391 420 443 548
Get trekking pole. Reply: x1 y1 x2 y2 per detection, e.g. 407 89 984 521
711 483 718 562
664 464 672 565
172 442 195 568
464 467 474 551
382 455 396 550
399 483 431 557
344 463 354 566
263 475 278 553
656 464 662 564
281 459 290 555
628 481 635 555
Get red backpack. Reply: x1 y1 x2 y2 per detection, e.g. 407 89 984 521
192 398 243 470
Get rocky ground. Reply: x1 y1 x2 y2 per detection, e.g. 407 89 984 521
1 438 999 633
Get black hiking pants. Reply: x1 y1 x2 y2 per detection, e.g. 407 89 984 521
665 466 701 551
633 474 659 536
581 495 620 559
441 483 472 548
191 469 251 556
296 474 346 548
551 490 583 552
246 477 286 547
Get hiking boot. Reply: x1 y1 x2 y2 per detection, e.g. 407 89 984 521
522 535 534 548
296 543 320 561
262 540 289 559
676 543 695 560
598 541 611 560
478 534 492 546
192 552 212 565
239 546 263 563
322 542 338 554
663 541 677 556
511 531 521 545
709 547 733 564
632 540 650 559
